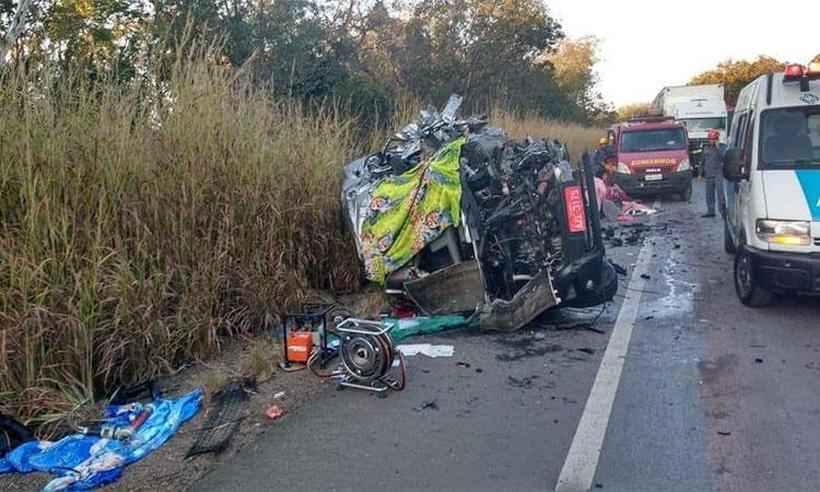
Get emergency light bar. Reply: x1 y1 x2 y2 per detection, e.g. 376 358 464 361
784 63 805 79
783 62 820 92
626 115 675 124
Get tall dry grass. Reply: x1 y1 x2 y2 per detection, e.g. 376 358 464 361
0 48 361 426
490 108 605 161
0 47 605 427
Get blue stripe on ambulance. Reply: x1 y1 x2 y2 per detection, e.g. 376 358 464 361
795 170 820 221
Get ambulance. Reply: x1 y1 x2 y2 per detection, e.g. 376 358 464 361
723 63 820 306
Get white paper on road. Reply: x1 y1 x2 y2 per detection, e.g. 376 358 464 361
397 344 455 358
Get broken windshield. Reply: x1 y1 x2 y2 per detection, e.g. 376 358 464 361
620 128 687 153
760 106 820 169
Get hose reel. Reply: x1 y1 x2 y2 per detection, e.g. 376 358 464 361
309 318 406 393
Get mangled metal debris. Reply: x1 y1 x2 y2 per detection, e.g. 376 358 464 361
342 95 617 332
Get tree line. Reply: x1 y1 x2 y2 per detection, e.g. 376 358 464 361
0 0 614 126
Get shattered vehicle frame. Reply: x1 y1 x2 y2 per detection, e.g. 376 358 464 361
342 96 617 331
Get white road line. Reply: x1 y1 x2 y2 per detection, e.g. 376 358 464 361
554 200 660 492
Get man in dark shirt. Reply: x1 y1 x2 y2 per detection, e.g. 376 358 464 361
702 129 725 218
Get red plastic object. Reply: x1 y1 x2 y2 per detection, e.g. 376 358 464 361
564 185 587 233
391 306 417 319
265 405 285 420
286 332 313 363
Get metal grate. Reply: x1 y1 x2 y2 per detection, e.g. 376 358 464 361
186 381 247 458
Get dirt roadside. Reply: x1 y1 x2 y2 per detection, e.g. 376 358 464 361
0 336 327 491
0 290 387 492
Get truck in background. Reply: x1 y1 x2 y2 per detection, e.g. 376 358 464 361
651 84 729 175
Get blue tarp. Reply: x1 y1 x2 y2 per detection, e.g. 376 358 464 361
0 389 203 491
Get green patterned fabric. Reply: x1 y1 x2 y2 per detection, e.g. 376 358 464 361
360 138 465 284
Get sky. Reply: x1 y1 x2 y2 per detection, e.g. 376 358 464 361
547 0 820 107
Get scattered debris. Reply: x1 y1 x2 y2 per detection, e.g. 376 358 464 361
186 383 246 458
507 376 538 388
640 274 651 280
397 344 455 358
264 405 285 421
577 348 596 355
415 400 439 412
755 358 764 364
1 390 202 489
456 361 472 369
620 201 660 220
717 431 732 436
609 260 627 276
273 391 286 399
496 343 563 362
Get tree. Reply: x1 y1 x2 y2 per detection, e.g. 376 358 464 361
544 36 611 122
690 55 785 106
0 0 37 66
396 0 566 114
616 102 651 122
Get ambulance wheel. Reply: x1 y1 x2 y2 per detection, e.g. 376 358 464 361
734 245 774 307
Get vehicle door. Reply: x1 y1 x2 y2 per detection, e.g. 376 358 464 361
736 112 757 240
726 111 748 231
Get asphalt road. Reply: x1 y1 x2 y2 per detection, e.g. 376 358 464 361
196 181 820 492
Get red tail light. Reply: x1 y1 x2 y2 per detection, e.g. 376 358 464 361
564 185 587 233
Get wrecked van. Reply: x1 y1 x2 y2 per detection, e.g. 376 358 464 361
342 96 617 331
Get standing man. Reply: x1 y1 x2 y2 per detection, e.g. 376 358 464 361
702 129 725 218
592 137 609 177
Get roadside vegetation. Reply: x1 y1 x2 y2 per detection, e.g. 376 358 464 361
0 41 602 429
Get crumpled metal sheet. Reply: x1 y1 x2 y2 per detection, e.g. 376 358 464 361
403 260 484 315
477 270 560 332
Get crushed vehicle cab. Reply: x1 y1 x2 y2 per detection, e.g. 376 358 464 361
723 63 820 306
612 117 694 201
342 96 617 331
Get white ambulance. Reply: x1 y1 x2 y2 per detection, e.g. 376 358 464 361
724 62 820 306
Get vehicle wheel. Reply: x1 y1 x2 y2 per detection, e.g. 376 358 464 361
724 220 736 255
679 182 693 202
734 245 774 307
